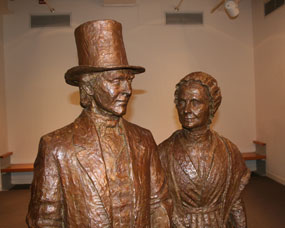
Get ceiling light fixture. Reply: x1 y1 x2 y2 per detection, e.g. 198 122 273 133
224 0 239 18
39 0 55 13
211 0 240 19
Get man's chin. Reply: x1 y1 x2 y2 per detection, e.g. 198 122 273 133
96 106 126 118
110 109 127 117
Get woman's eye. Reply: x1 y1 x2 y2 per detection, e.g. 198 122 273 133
192 100 200 106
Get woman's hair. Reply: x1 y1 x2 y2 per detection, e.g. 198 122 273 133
174 71 222 122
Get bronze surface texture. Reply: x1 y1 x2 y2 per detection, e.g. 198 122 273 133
26 19 171 228
158 72 250 228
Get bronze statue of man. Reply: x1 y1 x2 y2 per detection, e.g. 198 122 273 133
158 72 250 228
27 20 171 228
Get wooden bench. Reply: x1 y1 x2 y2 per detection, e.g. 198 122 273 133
242 140 266 175
0 152 34 190
1 163 34 173
242 152 266 161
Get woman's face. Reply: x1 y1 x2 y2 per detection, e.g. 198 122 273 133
176 82 210 131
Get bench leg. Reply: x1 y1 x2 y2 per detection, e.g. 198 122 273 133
1 172 13 191
0 155 13 191
256 160 266 176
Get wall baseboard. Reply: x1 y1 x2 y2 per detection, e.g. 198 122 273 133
267 171 285 185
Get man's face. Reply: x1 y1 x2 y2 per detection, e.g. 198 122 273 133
91 70 134 117
176 82 210 131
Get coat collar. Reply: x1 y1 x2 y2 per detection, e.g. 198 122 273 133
72 110 141 223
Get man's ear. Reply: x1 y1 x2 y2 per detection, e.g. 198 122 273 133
81 83 94 96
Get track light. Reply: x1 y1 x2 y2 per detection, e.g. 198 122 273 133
174 0 184 12
39 0 55 13
224 0 239 18
211 0 240 19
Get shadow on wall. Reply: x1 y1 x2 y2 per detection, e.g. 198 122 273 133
69 91 80 106
124 89 146 121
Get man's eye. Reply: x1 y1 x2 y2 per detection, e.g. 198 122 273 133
127 78 133 83
129 75 135 81
112 79 120 84
178 100 186 106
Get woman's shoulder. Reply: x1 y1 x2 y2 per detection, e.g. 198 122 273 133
211 130 239 150
158 129 182 149
212 130 250 186
212 130 247 166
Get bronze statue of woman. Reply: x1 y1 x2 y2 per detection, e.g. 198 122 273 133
158 72 250 228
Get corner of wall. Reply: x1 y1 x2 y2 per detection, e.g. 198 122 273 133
0 15 8 155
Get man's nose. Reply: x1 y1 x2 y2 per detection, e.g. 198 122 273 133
121 80 132 95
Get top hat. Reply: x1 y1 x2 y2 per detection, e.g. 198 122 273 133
65 20 145 86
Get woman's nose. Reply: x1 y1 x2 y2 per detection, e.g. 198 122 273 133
184 102 192 113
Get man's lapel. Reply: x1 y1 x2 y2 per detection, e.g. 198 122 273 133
121 119 142 222
72 110 112 220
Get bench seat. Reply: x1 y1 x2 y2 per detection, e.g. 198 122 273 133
242 152 266 161
0 152 34 190
1 163 34 173
0 152 13 159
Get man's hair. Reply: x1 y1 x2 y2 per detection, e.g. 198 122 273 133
79 72 103 108
174 71 222 122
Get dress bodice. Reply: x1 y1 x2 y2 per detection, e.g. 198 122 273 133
173 131 229 210
158 129 251 228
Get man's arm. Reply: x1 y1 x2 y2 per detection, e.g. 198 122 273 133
26 136 63 228
149 135 172 228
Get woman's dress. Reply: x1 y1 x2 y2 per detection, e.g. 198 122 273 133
158 130 250 228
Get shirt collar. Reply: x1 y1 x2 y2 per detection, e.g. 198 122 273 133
84 108 120 128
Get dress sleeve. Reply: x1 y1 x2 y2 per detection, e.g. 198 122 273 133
228 198 247 228
26 136 63 228
226 139 251 228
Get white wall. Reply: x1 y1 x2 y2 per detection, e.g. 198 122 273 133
3 0 256 164
0 15 8 155
252 1 285 185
